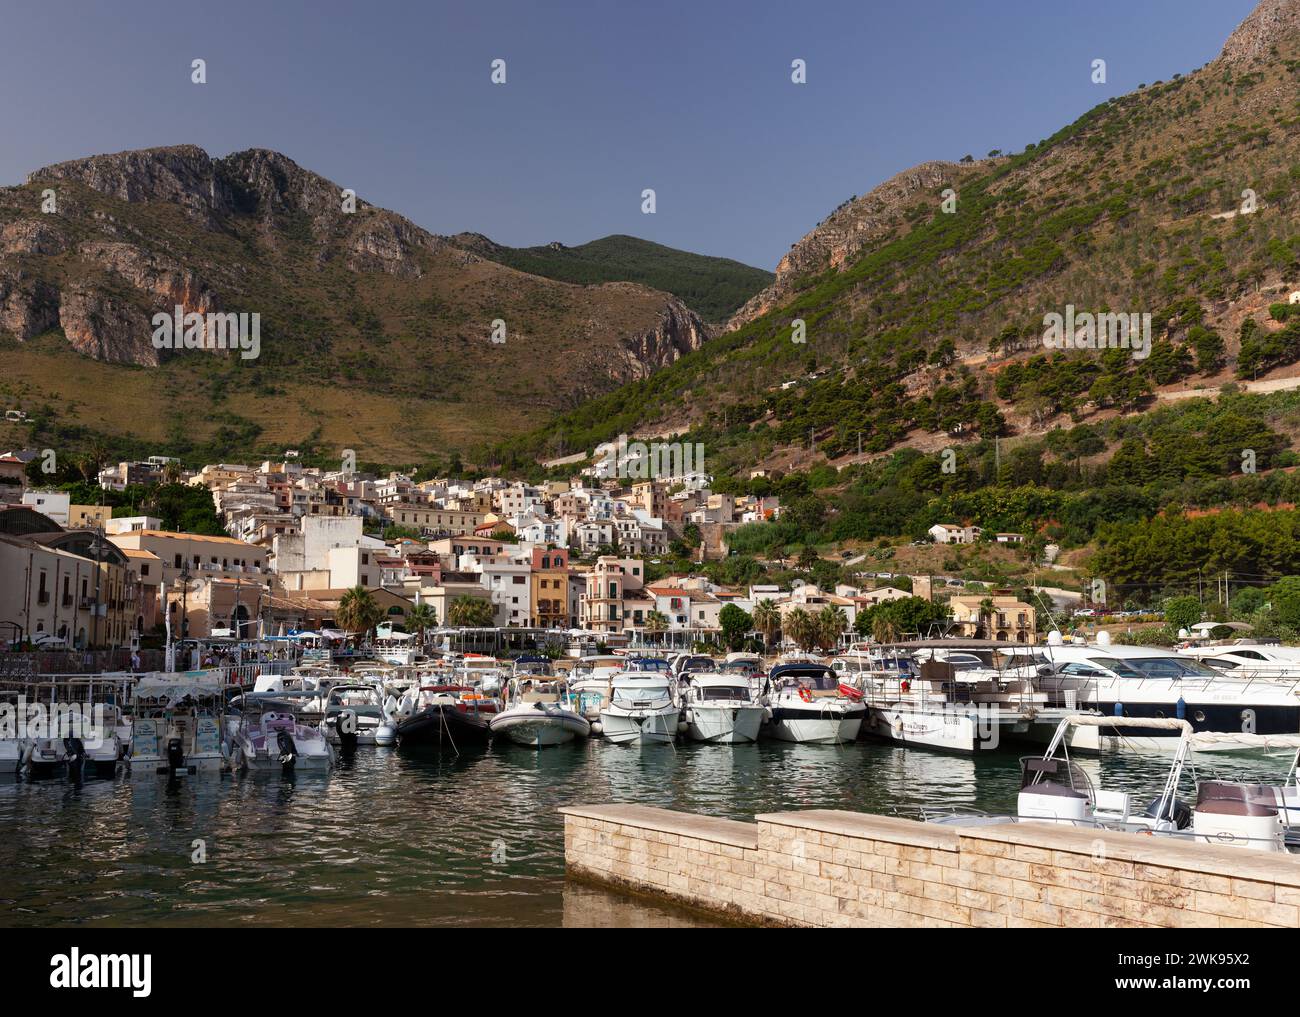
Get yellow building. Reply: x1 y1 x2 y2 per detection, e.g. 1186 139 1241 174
947 594 1037 643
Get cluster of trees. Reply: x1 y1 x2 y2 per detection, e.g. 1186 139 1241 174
482 235 774 323
853 597 951 642
1238 314 1300 378
780 604 849 652
1090 508 1300 600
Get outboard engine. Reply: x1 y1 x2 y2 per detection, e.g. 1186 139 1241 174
276 728 298 772
336 709 359 753
166 737 185 776
63 737 85 781
1144 796 1192 830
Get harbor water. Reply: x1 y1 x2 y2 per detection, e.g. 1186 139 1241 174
0 739 1292 927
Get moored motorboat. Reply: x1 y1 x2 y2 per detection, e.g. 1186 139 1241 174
397 684 499 749
227 692 334 774
763 663 865 744
600 671 680 745
321 682 392 748
679 672 764 743
490 678 589 748
127 675 226 778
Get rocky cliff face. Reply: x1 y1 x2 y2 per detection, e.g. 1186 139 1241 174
612 295 712 381
1219 0 1300 65
727 160 983 330
1 144 701 381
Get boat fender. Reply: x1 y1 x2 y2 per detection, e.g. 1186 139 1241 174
590 721 603 735
276 729 298 772
900 680 910 693
64 737 85 781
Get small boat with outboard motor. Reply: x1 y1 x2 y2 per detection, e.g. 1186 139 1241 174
321 682 395 749
226 691 335 774
127 674 227 778
491 677 589 747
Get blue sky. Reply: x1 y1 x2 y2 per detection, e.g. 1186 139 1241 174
0 0 1258 269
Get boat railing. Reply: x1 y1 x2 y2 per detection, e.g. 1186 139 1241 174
1036 672 1300 707
853 669 1045 713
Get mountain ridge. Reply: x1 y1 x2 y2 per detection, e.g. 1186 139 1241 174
491 0 1300 481
0 144 766 460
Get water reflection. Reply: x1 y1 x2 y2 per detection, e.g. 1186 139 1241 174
0 739 1293 927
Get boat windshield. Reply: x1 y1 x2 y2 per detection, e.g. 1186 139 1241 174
1122 656 1222 680
779 673 838 691
1085 656 1144 679
612 684 669 703
701 686 750 701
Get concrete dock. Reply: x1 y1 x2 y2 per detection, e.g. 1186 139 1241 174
560 804 1300 927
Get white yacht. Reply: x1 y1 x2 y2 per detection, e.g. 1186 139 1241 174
679 673 765 743
1180 641 1300 678
762 663 865 744
600 671 681 745
1036 632 1300 751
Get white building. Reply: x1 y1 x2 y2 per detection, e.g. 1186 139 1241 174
21 490 70 527
928 523 982 545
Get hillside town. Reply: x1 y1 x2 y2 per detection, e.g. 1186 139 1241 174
0 447 1039 654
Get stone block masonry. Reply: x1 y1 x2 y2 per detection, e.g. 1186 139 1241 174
559 805 1300 928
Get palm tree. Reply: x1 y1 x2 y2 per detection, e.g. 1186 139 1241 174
978 596 995 639
752 599 781 654
644 610 669 647
815 605 848 652
871 616 901 645
784 608 815 651
407 602 437 648
336 585 383 644
161 459 183 485
448 595 495 627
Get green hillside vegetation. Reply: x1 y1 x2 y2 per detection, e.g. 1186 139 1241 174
467 234 773 322
491 50 1300 475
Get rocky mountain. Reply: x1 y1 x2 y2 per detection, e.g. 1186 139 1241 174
727 160 987 331
496 0 1300 479
0 146 726 460
1220 0 1300 64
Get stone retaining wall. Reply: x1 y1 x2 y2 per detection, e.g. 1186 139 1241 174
560 805 1300 927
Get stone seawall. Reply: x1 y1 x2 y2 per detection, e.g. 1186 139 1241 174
560 805 1300 927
